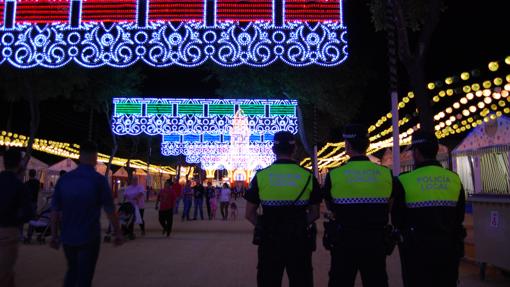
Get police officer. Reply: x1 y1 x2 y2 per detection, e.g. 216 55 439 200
392 130 465 287
245 131 321 287
323 124 393 287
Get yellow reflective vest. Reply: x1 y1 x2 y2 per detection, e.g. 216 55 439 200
329 160 392 204
257 164 313 206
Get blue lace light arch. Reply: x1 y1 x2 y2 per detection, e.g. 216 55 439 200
0 0 348 68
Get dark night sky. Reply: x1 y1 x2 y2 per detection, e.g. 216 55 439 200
0 0 508 164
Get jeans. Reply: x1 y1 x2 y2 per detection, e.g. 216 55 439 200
193 198 204 220
182 197 192 220
220 202 229 220
158 209 174 236
174 197 182 214
63 238 101 287
139 208 145 234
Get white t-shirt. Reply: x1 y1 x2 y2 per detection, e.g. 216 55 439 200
124 185 145 209
219 188 231 203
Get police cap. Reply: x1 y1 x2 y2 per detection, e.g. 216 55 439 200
410 130 438 149
273 131 296 146
342 124 368 141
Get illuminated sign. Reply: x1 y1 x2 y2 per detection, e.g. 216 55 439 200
0 0 348 68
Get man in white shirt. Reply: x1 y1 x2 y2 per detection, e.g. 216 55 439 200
124 176 146 236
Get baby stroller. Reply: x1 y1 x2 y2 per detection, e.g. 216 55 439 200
24 207 51 244
104 202 136 242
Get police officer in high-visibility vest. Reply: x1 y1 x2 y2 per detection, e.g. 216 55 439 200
245 131 321 287
392 130 466 287
323 124 394 287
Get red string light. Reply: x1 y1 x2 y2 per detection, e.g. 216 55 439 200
217 0 272 22
15 0 69 24
81 0 136 23
286 0 339 22
149 0 204 22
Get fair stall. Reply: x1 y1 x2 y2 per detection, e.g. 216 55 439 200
46 158 78 191
452 116 510 278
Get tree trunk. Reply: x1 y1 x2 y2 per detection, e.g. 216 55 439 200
104 102 118 177
88 107 94 141
22 73 40 171
407 60 434 133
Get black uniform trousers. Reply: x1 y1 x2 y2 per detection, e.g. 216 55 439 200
328 230 388 287
257 232 313 287
399 236 460 287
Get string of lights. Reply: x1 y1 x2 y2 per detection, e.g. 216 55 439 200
0 131 176 174
301 57 510 170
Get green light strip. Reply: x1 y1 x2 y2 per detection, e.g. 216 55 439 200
178 104 203 115
270 105 295 116
147 104 173 115
239 104 265 115
115 103 142 115
209 104 234 115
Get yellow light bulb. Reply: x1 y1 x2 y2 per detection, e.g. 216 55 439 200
408 92 415 98
445 77 453 85
499 100 506 107
461 72 470 80
446 120 452 126
483 89 492 97
491 104 498 110
462 110 469 117
439 91 446 97
427 83 435 90
463 86 471 93
476 91 483 97
453 102 460 109
483 81 492 89
447 89 454 96
469 106 476 113
433 96 440 102
484 97 492 104
446 107 453 114
496 111 503 117
494 78 503 86
488 61 499 72
472 83 480 91
504 107 510 114
460 97 468 104
478 102 485 109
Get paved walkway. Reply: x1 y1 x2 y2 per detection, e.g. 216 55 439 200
16 200 510 287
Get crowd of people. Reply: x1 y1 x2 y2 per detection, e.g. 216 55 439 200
1 125 468 287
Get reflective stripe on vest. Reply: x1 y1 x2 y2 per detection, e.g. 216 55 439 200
398 166 461 209
329 161 392 204
256 164 313 206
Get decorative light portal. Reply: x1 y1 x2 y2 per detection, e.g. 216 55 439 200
0 0 347 68
112 98 298 176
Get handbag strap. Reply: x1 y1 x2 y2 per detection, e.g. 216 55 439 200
293 175 312 206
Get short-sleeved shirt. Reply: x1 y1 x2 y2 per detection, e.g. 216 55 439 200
51 164 115 246
25 178 41 203
391 160 465 237
159 187 177 211
124 184 145 209
245 159 321 222
0 170 34 227
322 156 395 229
194 184 205 200
219 188 231 202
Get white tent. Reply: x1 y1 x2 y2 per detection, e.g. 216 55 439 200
48 158 78 172
452 116 510 195
381 145 449 173
46 158 78 190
